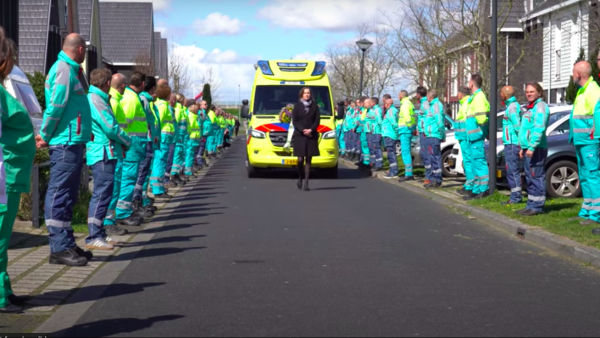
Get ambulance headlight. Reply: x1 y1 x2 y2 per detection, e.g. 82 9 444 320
322 130 336 139
251 129 266 139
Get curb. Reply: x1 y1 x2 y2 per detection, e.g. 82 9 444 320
340 158 600 269
33 145 231 335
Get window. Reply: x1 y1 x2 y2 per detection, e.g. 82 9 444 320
450 60 458 97
252 85 332 116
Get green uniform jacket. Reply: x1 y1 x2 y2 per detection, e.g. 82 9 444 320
570 78 600 145
398 97 416 135
41 51 91 145
86 86 132 165
424 98 445 140
187 112 201 143
466 89 490 141
417 98 430 134
121 87 149 139
201 110 212 136
502 97 521 145
365 105 383 134
174 103 188 144
520 98 549 151
0 85 36 193
140 91 160 148
156 99 175 144
382 106 399 140
454 96 469 141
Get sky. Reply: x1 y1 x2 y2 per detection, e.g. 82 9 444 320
103 0 400 102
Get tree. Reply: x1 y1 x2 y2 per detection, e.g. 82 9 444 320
26 72 46 111
565 48 586 103
589 48 600 86
325 22 399 100
203 83 212 108
133 50 155 76
168 48 191 95
198 66 223 104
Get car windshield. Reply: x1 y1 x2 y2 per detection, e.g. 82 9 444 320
253 85 332 116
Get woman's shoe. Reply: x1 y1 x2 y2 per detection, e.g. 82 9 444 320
296 179 303 190
303 182 310 191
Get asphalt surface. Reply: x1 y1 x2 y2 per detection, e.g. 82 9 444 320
55 141 600 337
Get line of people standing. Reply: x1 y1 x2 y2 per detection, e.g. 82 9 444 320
0 30 241 313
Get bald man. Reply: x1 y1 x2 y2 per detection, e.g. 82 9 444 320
103 73 141 232
499 86 523 205
570 61 600 228
38 33 93 266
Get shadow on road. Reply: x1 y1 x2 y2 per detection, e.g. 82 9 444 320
53 315 185 337
311 186 357 191
121 235 207 248
36 282 165 307
106 246 207 263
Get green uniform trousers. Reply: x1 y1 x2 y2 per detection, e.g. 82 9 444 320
0 193 21 307
459 139 474 191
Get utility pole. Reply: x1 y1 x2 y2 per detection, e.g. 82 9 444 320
488 0 498 194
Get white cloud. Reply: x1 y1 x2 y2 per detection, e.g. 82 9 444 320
171 44 258 102
292 52 328 62
257 0 399 31
100 0 173 11
193 13 245 36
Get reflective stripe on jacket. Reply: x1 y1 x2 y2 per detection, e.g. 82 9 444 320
87 86 132 165
502 97 521 145
570 78 600 145
519 98 549 151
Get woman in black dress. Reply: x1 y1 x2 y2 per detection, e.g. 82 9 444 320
292 87 320 191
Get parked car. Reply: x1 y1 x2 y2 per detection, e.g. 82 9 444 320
449 104 572 176
3 65 43 134
408 114 459 177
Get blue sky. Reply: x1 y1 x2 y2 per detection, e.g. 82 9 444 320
108 0 399 101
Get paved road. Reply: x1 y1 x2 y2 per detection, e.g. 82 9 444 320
56 143 600 337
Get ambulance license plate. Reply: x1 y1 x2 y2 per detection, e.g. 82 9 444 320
283 159 298 165
497 170 503 178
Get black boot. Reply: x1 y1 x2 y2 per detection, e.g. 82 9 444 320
74 246 94 260
49 248 88 267
118 217 142 226
132 198 141 212
0 303 23 313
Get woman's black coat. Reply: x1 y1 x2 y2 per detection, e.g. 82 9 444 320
292 101 321 157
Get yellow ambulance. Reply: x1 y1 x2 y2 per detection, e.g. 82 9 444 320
246 60 338 178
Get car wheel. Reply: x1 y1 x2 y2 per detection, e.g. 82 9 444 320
442 148 458 178
322 165 338 179
546 161 581 198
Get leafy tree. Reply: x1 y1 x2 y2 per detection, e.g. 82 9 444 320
203 83 212 108
26 71 46 111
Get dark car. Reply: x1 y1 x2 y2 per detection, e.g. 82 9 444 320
496 115 580 198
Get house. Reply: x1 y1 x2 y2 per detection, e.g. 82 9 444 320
0 0 20 45
99 1 155 78
18 0 80 74
521 0 598 103
154 32 169 80
77 0 103 78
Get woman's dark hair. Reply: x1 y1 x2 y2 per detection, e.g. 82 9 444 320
0 27 18 82
525 82 546 102
144 76 157 92
298 87 312 99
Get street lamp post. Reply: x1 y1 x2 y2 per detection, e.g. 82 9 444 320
356 39 373 96
489 0 498 193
